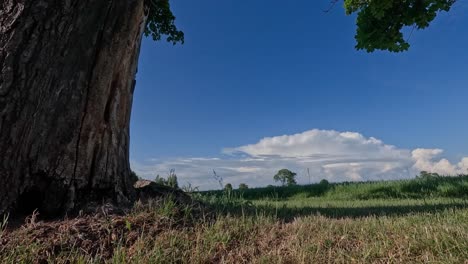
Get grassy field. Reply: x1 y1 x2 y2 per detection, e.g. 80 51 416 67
201 174 468 200
1 175 468 263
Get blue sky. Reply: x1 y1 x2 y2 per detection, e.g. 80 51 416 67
130 1 468 189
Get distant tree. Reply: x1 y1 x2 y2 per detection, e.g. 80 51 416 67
319 179 330 186
417 171 440 179
239 183 249 190
224 183 233 193
274 169 297 186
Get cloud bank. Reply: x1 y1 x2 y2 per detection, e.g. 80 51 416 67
131 129 468 190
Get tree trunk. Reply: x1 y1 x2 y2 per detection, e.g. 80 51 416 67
0 0 147 215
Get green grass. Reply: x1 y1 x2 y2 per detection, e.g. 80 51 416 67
201 174 468 200
2 175 468 263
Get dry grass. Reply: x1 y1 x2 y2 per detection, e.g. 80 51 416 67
111 208 468 263
0 197 207 263
2 177 468 264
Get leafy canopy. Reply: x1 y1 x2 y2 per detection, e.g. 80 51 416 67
239 183 249 190
345 0 456 52
145 0 456 51
145 0 184 44
274 169 298 186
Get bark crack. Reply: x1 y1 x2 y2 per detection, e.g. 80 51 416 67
87 144 99 190
72 0 115 183
104 73 119 123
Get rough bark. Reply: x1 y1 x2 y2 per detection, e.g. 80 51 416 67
0 0 147 215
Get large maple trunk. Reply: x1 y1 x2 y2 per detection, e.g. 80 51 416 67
0 0 147 215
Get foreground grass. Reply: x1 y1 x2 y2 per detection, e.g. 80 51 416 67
2 198 467 263
1 176 468 263
144 208 468 263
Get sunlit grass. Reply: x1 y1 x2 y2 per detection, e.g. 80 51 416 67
2 175 468 263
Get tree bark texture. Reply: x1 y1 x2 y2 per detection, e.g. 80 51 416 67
0 0 147 215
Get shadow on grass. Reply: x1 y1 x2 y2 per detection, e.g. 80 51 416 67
210 201 468 221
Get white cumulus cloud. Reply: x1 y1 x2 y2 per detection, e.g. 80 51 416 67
226 129 407 159
131 129 468 190
412 148 468 175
